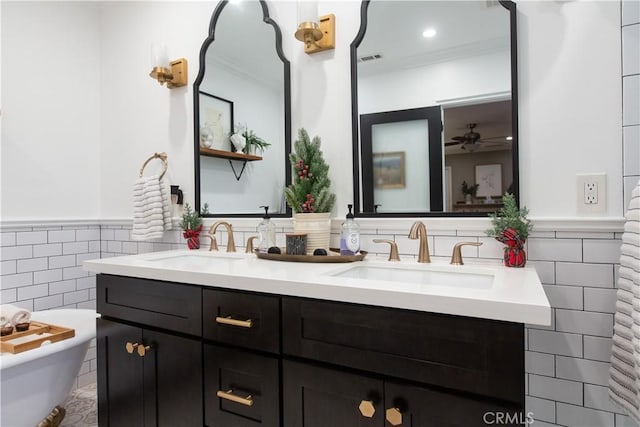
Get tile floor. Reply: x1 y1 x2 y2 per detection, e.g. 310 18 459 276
60 383 97 427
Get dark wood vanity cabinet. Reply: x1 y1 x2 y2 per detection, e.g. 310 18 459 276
96 274 524 427
96 275 203 427
283 361 518 427
97 318 203 427
204 344 281 427
282 297 524 427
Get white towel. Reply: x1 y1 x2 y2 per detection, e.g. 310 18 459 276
610 180 640 421
0 304 31 326
132 174 171 241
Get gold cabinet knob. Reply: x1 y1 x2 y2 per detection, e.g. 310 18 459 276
137 344 151 357
359 400 376 418
125 342 139 354
386 407 402 426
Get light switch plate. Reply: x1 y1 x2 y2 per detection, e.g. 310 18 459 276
576 174 606 214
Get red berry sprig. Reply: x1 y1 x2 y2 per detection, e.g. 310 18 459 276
301 193 315 213
295 159 313 180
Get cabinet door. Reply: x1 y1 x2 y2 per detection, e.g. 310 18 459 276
205 344 280 427
384 381 521 427
283 360 384 427
143 328 203 427
97 318 144 427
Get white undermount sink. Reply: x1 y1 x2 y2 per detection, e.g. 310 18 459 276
328 264 495 290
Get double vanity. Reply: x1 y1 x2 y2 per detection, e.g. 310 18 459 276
85 249 550 427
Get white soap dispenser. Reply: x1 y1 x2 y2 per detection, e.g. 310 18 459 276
340 204 360 256
257 205 276 253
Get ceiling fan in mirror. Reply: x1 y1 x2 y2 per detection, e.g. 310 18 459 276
445 123 510 153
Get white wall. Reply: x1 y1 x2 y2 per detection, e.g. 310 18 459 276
358 51 511 114
1 2 101 221
1 0 623 220
517 1 622 217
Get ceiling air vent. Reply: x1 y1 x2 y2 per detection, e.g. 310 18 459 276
358 54 383 63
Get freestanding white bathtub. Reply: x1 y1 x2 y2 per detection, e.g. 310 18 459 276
0 309 97 427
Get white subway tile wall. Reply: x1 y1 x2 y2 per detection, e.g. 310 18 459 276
623 0 640 209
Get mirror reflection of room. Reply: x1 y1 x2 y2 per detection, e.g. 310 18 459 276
354 0 516 215
196 0 289 216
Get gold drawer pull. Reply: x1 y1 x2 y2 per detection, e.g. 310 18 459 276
215 316 253 328
216 389 254 406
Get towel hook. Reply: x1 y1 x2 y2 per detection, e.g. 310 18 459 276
139 152 168 181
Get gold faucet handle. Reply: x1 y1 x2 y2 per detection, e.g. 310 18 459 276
245 236 258 253
450 242 482 265
373 239 400 262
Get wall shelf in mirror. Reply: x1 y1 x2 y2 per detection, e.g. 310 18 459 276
199 147 263 162
199 148 262 181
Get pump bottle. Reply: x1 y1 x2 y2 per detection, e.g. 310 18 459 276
257 205 276 253
340 204 360 255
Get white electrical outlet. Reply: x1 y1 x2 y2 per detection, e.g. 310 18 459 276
576 174 606 214
584 182 598 204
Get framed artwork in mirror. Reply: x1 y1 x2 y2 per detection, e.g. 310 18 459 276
475 164 503 198
198 92 233 151
373 152 405 189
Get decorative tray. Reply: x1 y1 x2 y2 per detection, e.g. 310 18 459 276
0 321 75 354
254 248 367 263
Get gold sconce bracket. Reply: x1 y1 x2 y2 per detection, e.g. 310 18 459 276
296 14 335 54
149 58 188 89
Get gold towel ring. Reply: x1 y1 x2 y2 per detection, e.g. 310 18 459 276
139 152 168 181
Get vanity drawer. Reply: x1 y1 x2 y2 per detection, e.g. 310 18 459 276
203 288 280 353
204 344 280 427
282 297 524 403
97 274 202 336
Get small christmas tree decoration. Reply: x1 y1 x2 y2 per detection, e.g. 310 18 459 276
486 193 532 267
284 128 336 214
180 202 207 250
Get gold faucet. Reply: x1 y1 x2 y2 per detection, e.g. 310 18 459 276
408 221 431 263
208 221 236 252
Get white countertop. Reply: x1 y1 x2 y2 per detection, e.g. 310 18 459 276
83 249 551 326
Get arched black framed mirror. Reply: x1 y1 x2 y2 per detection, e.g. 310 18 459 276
351 0 519 217
194 0 291 217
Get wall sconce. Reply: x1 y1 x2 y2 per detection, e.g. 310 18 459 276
149 44 188 89
294 2 335 54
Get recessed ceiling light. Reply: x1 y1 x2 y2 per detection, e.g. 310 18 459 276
422 28 437 38
506 136 513 141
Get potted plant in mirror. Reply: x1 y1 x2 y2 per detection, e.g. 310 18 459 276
230 123 270 156
461 180 479 204
180 202 209 249
485 193 532 268
284 128 336 255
